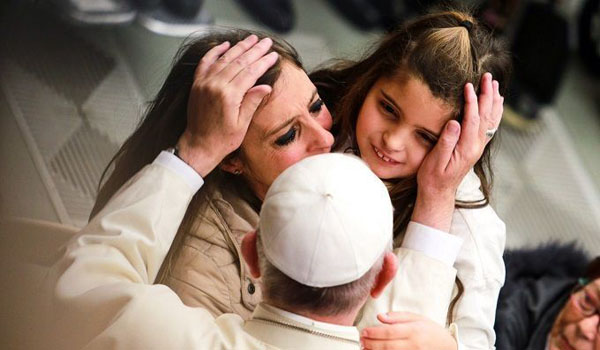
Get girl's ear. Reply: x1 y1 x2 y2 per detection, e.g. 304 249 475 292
219 155 244 175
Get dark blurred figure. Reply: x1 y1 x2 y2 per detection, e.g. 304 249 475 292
496 243 600 350
235 0 295 33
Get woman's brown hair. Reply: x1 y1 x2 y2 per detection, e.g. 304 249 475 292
311 8 512 323
90 29 303 283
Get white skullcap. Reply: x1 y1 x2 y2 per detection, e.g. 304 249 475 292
258 153 393 288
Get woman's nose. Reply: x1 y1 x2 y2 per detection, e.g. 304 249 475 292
307 118 334 152
576 314 599 341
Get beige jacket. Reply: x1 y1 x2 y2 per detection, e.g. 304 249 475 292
49 157 456 349
161 178 262 320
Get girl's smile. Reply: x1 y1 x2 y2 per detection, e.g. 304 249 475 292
355 74 454 180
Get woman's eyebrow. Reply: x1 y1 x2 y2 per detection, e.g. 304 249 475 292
264 117 296 139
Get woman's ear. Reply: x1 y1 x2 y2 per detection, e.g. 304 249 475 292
220 155 244 175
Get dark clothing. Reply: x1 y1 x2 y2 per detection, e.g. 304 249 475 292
495 243 589 350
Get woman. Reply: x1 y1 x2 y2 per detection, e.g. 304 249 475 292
88 20 501 348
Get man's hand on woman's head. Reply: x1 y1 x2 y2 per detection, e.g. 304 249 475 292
412 73 504 232
549 278 600 350
177 35 279 177
360 311 457 350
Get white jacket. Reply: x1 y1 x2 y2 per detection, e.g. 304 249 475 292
358 169 506 350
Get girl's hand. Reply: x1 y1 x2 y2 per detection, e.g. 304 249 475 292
177 35 279 177
360 312 457 350
412 73 504 231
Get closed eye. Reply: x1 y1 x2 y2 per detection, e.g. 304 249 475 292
309 98 324 114
275 126 297 146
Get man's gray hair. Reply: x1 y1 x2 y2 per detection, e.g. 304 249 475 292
256 234 388 316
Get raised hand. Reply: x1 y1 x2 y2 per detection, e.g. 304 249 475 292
412 73 504 231
177 35 279 177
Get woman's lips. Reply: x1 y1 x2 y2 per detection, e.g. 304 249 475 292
373 145 400 164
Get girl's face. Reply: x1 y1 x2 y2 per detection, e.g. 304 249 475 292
355 75 454 180
235 61 334 199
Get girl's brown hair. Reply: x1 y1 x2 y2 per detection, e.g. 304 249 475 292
311 9 512 323
90 29 303 282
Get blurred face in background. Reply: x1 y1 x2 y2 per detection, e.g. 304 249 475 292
549 279 600 350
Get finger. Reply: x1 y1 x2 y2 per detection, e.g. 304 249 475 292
228 51 279 98
361 324 410 340
195 41 231 78
457 83 480 157
219 37 274 83
426 121 461 173
208 34 260 75
238 84 273 126
477 73 494 129
490 80 504 129
377 311 424 324
361 338 410 350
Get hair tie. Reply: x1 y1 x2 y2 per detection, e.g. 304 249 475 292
459 20 473 31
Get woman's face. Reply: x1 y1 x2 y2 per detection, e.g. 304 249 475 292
235 61 334 199
550 281 600 350
355 75 454 180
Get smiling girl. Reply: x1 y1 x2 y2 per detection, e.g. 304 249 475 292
312 9 512 350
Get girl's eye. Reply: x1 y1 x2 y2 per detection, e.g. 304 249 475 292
418 132 437 145
275 127 297 146
309 98 324 114
379 101 396 116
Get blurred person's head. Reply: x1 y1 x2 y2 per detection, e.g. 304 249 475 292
550 258 600 350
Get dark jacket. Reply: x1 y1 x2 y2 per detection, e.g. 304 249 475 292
495 243 589 350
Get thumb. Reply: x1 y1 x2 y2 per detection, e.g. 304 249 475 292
239 85 272 125
427 120 460 172
377 311 423 324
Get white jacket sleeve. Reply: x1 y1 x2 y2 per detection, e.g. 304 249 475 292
48 155 234 350
450 170 507 350
356 222 463 329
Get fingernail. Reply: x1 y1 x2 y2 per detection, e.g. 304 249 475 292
448 122 459 135
221 41 230 46
246 34 258 41
260 37 272 45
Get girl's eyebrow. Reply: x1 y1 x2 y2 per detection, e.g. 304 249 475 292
380 89 441 138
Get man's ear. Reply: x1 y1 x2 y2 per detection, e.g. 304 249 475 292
241 230 261 278
219 155 244 175
370 252 398 298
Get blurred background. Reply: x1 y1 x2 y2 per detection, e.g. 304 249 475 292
0 0 599 261
0 0 599 348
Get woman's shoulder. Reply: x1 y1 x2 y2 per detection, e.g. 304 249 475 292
188 179 259 245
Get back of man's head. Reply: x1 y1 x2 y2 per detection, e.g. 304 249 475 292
257 153 393 316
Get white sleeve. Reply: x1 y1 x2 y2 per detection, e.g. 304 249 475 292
449 204 506 350
356 222 463 328
48 158 228 349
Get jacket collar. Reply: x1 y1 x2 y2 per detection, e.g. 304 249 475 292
244 303 360 349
